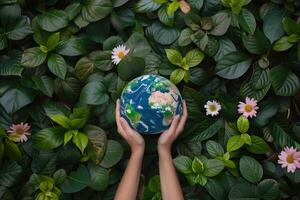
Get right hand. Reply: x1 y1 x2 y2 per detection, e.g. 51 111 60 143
115 99 145 156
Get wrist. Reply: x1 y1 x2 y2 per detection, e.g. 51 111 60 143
158 146 171 158
131 147 144 159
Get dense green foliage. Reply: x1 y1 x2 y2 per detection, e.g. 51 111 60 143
0 0 300 199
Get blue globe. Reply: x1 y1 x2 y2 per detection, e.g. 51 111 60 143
120 75 183 134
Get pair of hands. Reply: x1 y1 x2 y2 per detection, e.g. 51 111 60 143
115 99 188 157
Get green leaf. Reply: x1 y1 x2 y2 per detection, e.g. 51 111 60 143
72 132 89 154
32 127 65 150
60 165 91 193
191 119 223 142
147 22 180 45
227 135 244 152
173 156 193 174
56 36 88 56
229 182 259 200
170 68 185 84
210 11 231 36
238 9 256 34
167 1 180 15
134 0 160 13
242 30 271 54
6 16 33 40
240 133 251 145
239 156 263 183
283 17 299 35
263 8 287 43
203 159 225 177
125 33 151 58
273 36 294 51
64 130 73 145
178 28 193 46
117 56 145 81
81 0 113 22
85 125 107 165
206 140 224 158
80 81 109 105
237 115 249 133
185 49 204 68
192 157 205 174
36 10 69 32
269 65 300 96
0 86 35 114
213 39 236 61
88 163 109 191
48 54 67 79
215 51 252 79
158 5 174 26
0 161 22 187
0 51 23 76
100 140 123 168
165 49 182 66
47 32 60 51
3 139 21 161
148 175 160 192
32 75 54 97
257 179 280 200
268 122 300 149
253 101 278 127
21 47 47 68
50 114 72 129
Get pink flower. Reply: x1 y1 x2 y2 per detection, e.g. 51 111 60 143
7 122 31 143
278 146 300 173
238 97 259 118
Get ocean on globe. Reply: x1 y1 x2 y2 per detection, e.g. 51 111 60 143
120 75 183 134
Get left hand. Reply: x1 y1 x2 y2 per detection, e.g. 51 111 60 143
115 99 145 156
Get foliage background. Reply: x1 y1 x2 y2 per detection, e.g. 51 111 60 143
0 0 300 199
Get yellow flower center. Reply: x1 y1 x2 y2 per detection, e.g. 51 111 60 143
16 129 24 135
286 154 295 163
118 51 125 59
209 104 217 112
245 104 253 112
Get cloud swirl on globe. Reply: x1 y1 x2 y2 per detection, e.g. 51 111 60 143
120 75 183 134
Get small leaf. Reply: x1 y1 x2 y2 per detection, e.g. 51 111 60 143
240 155 263 183
173 156 193 174
237 115 249 133
185 49 205 68
238 9 256 34
165 49 182 66
227 135 244 152
64 130 73 145
72 132 89 154
48 54 67 79
203 159 225 177
21 47 47 68
192 157 205 174
170 68 185 84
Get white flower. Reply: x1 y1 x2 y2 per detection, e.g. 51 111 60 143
111 44 130 65
204 100 221 116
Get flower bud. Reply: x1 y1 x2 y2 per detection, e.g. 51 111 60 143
180 0 191 14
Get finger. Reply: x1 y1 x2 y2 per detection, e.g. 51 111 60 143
176 100 188 135
120 117 134 135
115 99 126 137
168 115 180 135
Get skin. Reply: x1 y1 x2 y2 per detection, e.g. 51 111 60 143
114 99 187 200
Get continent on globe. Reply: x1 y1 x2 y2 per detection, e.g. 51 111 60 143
120 75 183 134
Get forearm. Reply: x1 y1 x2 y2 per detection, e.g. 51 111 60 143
114 151 143 200
158 149 184 200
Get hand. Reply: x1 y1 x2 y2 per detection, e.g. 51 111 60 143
115 99 145 157
158 100 187 155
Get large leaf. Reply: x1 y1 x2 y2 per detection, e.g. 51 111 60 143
80 81 109 105
229 182 259 200
263 8 287 43
60 165 91 193
0 161 22 187
100 140 123 168
7 16 33 40
147 22 180 45
36 10 69 32
85 125 107 165
47 54 67 79
210 11 231 36
173 156 193 174
269 65 300 96
32 127 65 150
32 75 54 97
203 159 225 177
0 51 23 76
238 9 256 34
134 0 160 13
21 47 47 68
88 163 109 191
0 86 35 113
81 0 113 22
239 156 263 183
117 56 145 81
257 179 280 200
190 119 223 142
215 51 252 79
56 36 88 56
242 30 271 55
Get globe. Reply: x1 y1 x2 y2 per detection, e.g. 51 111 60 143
120 75 183 134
